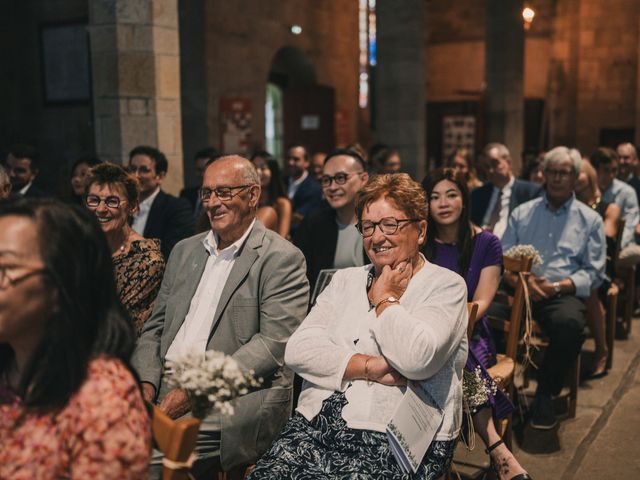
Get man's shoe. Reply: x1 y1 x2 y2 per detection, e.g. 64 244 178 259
530 394 557 430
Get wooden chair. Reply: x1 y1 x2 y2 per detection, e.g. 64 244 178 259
467 302 479 339
611 219 635 337
606 283 619 370
150 404 201 480
448 257 532 479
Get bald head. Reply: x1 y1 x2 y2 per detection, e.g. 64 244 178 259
617 142 638 179
206 155 260 185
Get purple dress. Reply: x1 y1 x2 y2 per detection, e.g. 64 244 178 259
432 230 514 419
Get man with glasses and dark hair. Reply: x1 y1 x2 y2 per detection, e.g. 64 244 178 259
128 145 194 259
294 148 370 291
285 143 323 235
502 147 606 430
4 144 47 198
133 155 309 478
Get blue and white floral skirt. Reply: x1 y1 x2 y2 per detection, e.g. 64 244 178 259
247 391 455 479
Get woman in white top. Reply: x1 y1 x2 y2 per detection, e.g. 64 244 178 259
248 174 468 479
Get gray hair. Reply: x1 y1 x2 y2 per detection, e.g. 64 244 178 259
544 146 582 175
0 164 9 186
483 142 510 159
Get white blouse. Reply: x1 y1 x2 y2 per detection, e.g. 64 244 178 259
285 260 469 441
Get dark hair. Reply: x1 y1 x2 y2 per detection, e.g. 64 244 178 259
8 144 39 170
85 162 141 208
371 147 399 171
0 198 135 409
521 154 544 181
324 148 368 171
250 151 287 202
195 147 220 162
69 156 103 203
286 144 310 162
590 147 618 169
129 145 168 174
421 168 475 278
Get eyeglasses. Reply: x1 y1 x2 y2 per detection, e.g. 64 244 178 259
199 185 253 202
356 217 419 238
85 194 126 209
128 165 153 174
0 263 48 289
320 171 364 187
544 168 573 179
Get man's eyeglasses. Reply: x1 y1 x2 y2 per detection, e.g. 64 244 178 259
0 263 48 289
199 185 253 202
356 217 419 238
128 165 153 174
320 171 364 188
85 195 125 209
544 168 573 179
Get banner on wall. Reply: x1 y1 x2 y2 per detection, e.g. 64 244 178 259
442 115 476 162
220 97 252 155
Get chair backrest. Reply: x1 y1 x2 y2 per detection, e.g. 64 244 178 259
150 404 201 480
467 302 479 339
611 218 625 278
500 255 534 360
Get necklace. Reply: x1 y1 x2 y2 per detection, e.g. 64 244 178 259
589 195 601 210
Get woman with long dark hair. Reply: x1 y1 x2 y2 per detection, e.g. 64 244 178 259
422 168 531 480
251 150 292 237
0 198 151 478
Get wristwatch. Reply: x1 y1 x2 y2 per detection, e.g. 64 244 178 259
375 296 400 310
552 281 561 295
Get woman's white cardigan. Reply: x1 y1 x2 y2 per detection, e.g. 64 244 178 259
285 261 469 441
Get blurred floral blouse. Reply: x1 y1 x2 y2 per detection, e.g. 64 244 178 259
0 356 151 479
113 238 165 334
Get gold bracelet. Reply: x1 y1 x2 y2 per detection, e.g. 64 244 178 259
364 357 372 384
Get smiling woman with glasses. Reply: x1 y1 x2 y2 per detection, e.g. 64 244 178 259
0 198 151 479
249 174 468 480
84 163 165 335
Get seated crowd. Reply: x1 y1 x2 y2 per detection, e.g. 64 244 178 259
1 139 638 479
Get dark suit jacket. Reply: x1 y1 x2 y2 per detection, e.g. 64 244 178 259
288 175 323 217
179 185 199 212
470 178 542 226
294 207 369 291
143 190 195 259
10 183 48 199
131 221 309 470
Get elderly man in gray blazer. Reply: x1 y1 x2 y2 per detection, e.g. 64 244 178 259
132 155 309 477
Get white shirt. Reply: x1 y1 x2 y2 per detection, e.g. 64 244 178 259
19 182 33 196
285 260 468 441
288 170 309 200
132 187 161 235
165 219 256 362
482 175 515 239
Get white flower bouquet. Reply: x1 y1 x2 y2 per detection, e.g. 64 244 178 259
503 244 543 266
165 351 262 419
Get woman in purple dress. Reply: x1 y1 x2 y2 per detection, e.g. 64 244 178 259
422 168 531 480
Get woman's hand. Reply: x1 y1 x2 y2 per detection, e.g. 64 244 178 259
369 259 413 306
367 356 407 386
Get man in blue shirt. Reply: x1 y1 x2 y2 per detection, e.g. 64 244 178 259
502 146 606 430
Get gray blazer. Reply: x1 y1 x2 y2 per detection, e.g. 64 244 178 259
131 220 309 470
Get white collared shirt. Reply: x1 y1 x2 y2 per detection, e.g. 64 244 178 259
288 170 309 200
19 182 33 196
165 219 256 362
132 187 161 235
482 175 515 239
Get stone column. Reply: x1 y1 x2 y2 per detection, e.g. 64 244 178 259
485 0 524 173
375 0 426 180
89 0 184 195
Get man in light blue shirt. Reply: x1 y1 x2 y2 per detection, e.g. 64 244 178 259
502 147 606 430
591 147 640 268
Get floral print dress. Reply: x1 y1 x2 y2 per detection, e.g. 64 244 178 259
0 357 151 479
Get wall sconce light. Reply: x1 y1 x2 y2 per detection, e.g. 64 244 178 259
290 25 302 35
522 6 535 30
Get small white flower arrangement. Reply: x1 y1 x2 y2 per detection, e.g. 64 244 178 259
462 366 498 414
504 244 543 266
165 351 262 419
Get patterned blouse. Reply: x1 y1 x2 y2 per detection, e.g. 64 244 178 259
113 238 165 334
0 356 151 479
